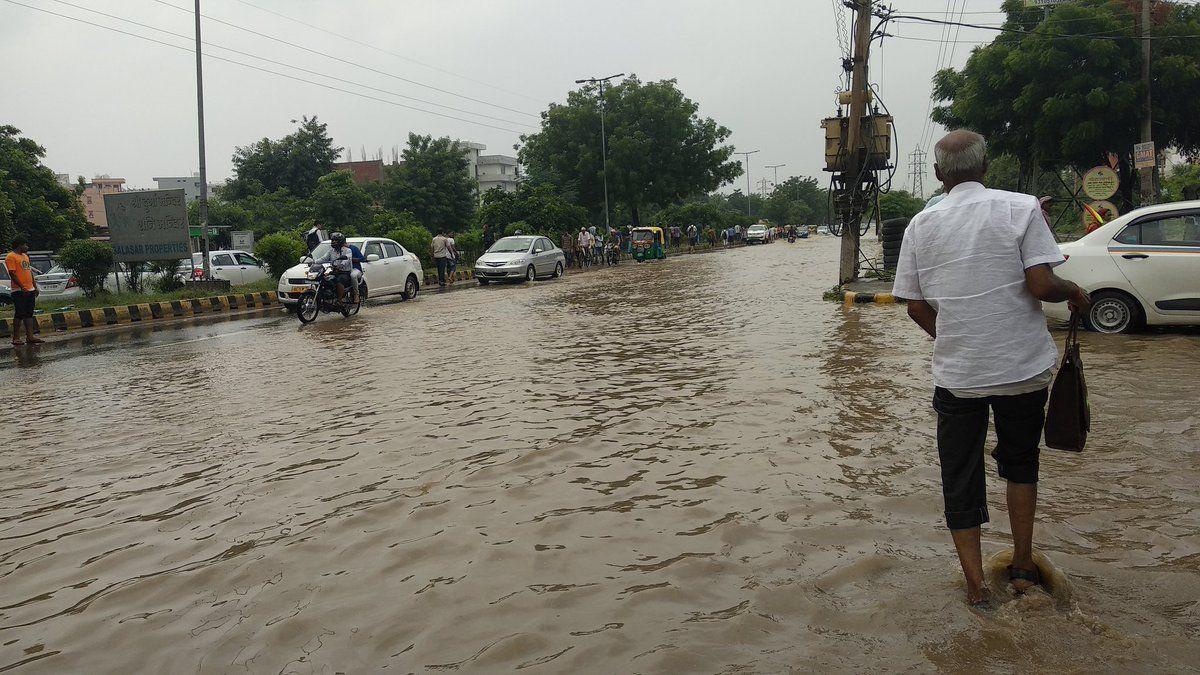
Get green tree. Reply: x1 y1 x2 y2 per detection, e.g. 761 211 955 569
254 233 306 278
1163 162 1200 201
57 239 114 297
877 190 926 221
311 170 373 234
476 184 589 243
223 116 342 200
387 224 433 263
382 134 476 231
0 125 91 249
520 76 742 226
763 176 830 226
931 0 1200 205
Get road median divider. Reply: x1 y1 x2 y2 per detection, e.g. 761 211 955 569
0 291 280 339
839 290 903 306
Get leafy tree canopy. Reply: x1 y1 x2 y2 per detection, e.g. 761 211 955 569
931 0 1200 201
877 190 926 222
476 184 589 244
382 133 476 232
311 170 373 234
223 116 342 201
0 125 91 250
520 76 742 226
764 177 831 226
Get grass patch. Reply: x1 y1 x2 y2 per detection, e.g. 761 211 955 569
2 278 278 317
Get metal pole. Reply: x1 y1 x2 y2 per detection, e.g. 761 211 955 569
1139 0 1156 205
839 0 873 285
734 150 759 218
195 0 211 280
765 164 786 191
599 79 611 232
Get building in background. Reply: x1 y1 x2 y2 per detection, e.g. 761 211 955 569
54 173 72 189
79 176 126 230
331 159 386 185
477 154 521 195
153 172 225 203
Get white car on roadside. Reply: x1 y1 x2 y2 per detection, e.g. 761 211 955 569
182 250 269 285
746 223 771 244
474 235 566 284
277 237 423 306
1043 200 1200 333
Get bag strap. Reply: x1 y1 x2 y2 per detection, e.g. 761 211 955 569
1066 311 1080 349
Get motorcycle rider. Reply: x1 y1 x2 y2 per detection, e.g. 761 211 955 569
314 231 354 303
347 240 366 303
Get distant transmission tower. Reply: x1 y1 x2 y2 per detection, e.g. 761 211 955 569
908 147 928 199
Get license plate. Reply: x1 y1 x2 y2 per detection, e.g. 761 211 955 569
290 286 309 293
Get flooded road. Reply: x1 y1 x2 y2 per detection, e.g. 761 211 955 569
2 237 1198 673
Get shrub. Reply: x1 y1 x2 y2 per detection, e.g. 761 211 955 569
149 259 184 292
123 262 148 294
255 233 306 278
387 224 432 259
57 239 114 297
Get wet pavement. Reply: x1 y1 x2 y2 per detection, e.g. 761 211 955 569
2 237 1198 673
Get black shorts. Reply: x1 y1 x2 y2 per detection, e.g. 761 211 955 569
11 290 35 320
932 386 1049 530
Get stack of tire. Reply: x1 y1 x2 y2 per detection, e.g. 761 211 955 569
881 217 910 271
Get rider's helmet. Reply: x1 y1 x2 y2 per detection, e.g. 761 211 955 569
330 232 346 247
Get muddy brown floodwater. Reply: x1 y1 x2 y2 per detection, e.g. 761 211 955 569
2 237 1198 673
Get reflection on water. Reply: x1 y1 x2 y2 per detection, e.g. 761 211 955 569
1 238 1197 672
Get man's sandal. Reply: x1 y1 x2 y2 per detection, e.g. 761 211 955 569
1007 564 1041 592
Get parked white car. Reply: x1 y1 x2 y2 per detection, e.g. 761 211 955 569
182 250 269 285
746 223 771 244
1043 200 1200 333
277 237 423 306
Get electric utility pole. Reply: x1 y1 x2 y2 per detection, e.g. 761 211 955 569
575 73 624 231
1139 0 1157 204
194 0 211 280
734 150 760 217
838 0 875 285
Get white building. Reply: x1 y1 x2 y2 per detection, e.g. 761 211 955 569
477 155 521 194
153 173 222 202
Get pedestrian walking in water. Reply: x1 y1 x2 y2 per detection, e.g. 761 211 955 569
445 231 460 282
431 229 451 287
893 130 1091 607
6 237 42 346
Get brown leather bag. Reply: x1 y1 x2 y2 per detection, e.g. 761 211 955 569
1044 313 1090 452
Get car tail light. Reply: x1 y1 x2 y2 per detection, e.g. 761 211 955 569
66 276 78 288
193 268 204 279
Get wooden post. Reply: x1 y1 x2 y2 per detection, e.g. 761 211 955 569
839 0 874 285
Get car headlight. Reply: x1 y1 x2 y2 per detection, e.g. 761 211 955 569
510 259 526 266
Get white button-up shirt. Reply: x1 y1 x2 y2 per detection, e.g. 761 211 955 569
892 182 1064 390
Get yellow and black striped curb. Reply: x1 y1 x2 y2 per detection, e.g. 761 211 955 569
841 290 903 306
1 291 279 338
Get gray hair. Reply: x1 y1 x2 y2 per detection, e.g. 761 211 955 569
934 130 987 181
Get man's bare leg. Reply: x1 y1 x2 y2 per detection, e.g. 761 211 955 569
950 526 988 604
24 318 43 344
1006 481 1038 592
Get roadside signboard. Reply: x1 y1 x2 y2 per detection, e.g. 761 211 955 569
104 189 191 262
1082 166 1119 201
1083 200 1119 232
189 226 219 237
1134 141 1157 169
231 230 255 251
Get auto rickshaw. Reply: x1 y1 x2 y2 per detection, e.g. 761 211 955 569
630 226 667 261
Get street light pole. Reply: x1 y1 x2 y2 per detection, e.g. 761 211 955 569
575 73 624 231
194 0 211 280
765 163 786 191
734 150 759 218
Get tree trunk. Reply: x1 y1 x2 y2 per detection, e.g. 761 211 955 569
631 204 641 227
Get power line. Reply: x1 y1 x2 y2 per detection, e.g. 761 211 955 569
229 0 544 105
43 0 534 128
147 0 539 118
891 14 1200 40
0 0 529 134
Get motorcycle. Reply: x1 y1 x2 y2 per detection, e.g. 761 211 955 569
294 262 363 324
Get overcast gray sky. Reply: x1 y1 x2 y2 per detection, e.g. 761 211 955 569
1 0 1002 194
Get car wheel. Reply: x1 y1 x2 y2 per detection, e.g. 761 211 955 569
402 274 419 300
1084 290 1143 334
478 278 490 286
525 265 536 283
553 262 564 278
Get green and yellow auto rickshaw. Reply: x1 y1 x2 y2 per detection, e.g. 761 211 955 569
631 226 667 262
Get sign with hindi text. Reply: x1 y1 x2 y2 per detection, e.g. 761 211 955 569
105 189 191 262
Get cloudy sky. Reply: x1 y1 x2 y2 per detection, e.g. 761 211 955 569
1 0 1001 193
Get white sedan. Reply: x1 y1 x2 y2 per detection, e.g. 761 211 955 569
1044 200 1200 333
277 237 423 306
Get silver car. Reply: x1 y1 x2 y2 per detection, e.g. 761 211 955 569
474 236 566 285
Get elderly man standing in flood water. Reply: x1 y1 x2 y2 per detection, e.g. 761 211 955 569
892 130 1091 606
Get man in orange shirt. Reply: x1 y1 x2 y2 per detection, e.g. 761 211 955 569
5 237 42 346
